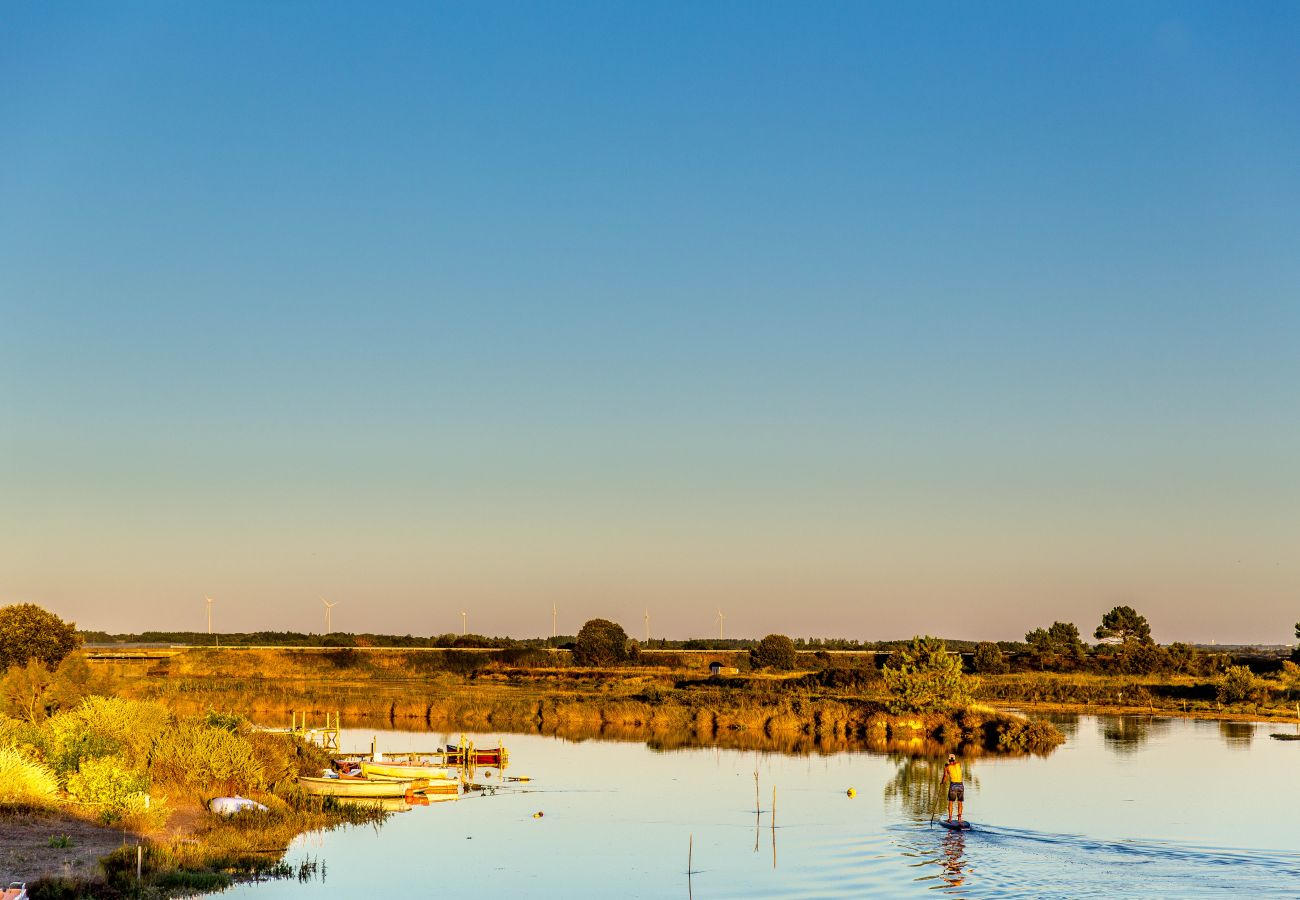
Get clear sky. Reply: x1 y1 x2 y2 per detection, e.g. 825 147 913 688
2 3 1297 644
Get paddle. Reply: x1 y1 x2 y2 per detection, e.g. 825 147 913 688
929 773 944 827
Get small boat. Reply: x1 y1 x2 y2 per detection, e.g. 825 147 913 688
361 760 454 780
298 775 418 798
2 884 27 900
446 742 508 766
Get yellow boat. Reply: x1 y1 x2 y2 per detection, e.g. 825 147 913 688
361 760 454 780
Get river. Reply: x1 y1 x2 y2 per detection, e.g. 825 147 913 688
217 714 1299 898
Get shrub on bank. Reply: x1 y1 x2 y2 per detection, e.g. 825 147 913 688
1217 665 1268 705
65 754 166 828
150 719 265 797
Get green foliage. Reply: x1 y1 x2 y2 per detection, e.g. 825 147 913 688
972 641 1008 674
0 604 81 673
0 745 59 808
573 619 630 667
47 834 73 848
1025 622 1086 669
65 754 161 826
750 634 798 670
881 635 977 713
1095 605 1153 646
1217 665 1267 704
44 696 172 775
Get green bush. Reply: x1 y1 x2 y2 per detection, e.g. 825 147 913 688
972 642 1008 674
65 754 162 826
1217 665 1268 704
149 719 265 796
750 634 798 670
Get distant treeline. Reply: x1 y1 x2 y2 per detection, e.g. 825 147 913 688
76 630 1035 653
76 629 1287 658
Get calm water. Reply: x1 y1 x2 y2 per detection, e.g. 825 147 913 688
217 715 1299 898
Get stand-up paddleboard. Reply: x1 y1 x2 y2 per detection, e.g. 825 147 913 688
939 820 972 831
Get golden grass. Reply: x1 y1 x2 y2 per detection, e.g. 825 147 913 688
0 746 59 808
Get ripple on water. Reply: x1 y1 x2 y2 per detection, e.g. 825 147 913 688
704 824 1300 899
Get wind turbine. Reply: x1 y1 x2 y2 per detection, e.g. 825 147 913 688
321 597 339 635
717 609 725 641
552 603 557 640
460 610 467 636
644 608 650 643
205 595 214 635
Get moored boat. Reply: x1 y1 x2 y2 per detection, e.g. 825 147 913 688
2 884 27 900
361 760 454 780
446 742 508 766
298 775 417 798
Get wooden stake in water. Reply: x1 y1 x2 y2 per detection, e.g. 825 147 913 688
688 833 694 899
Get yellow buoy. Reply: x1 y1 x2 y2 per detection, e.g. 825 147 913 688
846 788 856 798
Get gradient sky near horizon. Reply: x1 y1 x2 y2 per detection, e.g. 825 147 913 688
2 3 1297 644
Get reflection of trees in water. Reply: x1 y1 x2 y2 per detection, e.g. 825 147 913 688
1218 721 1255 748
1043 713 1080 739
883 755 980 819
1100 716 1170 755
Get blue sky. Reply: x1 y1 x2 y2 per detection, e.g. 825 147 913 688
2 2 1297 642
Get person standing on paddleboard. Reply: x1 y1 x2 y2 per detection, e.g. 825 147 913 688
940 753 965 824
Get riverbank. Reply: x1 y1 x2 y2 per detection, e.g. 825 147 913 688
94 649 1064 754
0 696 389 899
88 646 1300 729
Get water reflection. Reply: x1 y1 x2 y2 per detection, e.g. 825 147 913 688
1100 716 1170 754
938 829 969 890
1218 721 1255 748
883 755 979 821
215 719 1300 900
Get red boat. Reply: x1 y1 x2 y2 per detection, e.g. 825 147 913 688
446 742 508 766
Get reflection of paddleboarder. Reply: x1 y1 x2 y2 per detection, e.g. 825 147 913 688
940 753 965 823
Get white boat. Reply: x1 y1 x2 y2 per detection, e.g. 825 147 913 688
298 775 418 798
2 883 27 900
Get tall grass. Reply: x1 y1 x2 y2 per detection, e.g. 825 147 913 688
0 745 59 808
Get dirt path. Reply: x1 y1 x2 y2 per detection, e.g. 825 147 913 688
0 810 134 885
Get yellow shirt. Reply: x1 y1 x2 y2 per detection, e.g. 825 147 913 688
945 762 962 784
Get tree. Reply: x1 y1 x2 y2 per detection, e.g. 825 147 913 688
1095 606 1153 646
1025 621 1086 670
0 604 81 672
972 641 1008 674
750 634 797 670
881 635 977 713
572 619 630 667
